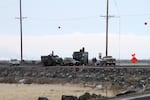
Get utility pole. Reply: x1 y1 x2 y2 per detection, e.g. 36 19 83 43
106 0 109 57
101 0 118 57
19 0 23 62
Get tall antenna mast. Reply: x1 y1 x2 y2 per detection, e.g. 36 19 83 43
106 0 109 57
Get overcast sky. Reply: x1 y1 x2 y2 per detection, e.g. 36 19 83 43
0 0 150 60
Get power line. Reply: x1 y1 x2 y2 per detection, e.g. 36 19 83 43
23 13 150 23
114 0 120 16
120 13 150 17
25 16 100 22
113 0 121 62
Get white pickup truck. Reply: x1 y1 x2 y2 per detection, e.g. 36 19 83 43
9 59 20 66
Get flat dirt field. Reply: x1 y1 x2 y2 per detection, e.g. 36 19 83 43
0 83 103 100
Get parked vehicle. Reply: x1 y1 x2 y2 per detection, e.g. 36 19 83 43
97 56 116 66
9 59 20 66
41 51 63 66
73 47 88 65
63 57 80 66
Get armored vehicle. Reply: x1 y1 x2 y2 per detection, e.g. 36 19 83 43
72 47 88 65
41 51 63 66
99 56 116 66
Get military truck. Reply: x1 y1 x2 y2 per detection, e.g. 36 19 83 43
41 51 63 66
72 47 88 65
97 56 116 66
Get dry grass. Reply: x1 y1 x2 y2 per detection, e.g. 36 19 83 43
0 83 103 100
